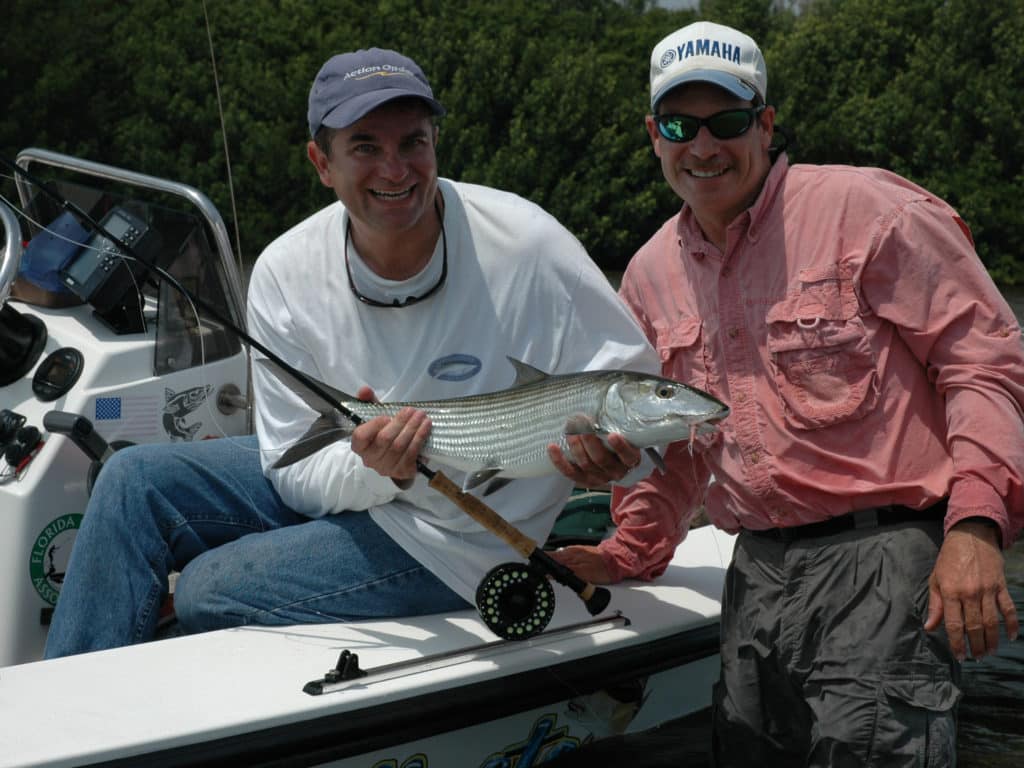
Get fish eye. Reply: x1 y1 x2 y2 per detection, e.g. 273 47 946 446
656 385 675 398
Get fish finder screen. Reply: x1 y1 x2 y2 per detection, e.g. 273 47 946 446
63 245 100 284
63 212 134 284
101 212 135 241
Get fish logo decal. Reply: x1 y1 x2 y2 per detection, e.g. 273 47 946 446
162 384 212 441
428 354 483 382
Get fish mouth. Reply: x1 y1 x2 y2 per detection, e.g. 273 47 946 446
703 411 729 429
638 411 728 429
682 405 730 429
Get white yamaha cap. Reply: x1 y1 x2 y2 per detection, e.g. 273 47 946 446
650 21 767 110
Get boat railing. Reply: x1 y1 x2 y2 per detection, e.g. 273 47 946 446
13 147 247 332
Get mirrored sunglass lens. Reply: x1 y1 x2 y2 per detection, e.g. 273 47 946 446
659 116 697 142
709 110 753 138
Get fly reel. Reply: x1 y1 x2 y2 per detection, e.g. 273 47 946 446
475 562 555 640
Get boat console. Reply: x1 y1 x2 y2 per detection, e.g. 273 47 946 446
0 149 251 666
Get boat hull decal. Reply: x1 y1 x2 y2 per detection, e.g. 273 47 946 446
28 513 82 606
79 623 719 767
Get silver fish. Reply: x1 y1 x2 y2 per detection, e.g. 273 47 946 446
259 357 729 491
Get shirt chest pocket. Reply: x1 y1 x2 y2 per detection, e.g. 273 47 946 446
654 316 709 392
766 282 880 430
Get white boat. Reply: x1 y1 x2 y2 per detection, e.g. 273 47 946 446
0 149 734 767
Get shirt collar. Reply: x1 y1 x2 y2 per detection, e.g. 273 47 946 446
675 153 790 254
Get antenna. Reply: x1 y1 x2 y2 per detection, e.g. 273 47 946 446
201 0 244 278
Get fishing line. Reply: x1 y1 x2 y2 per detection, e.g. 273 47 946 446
3 0 246 449
0 188 149 340
0 175 277 456
196 3 251 446
688 435 726 572
0 186 220 443
2 159 614 627
200 0 244 277
2 10 618 627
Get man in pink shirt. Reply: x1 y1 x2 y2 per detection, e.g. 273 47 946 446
550 21 1023 766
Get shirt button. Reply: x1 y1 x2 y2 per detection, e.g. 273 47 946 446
734 393 746 403
722 267 731 277
728 328 740 339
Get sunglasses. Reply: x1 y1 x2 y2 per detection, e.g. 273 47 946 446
654 106 765 143
345 198 447 308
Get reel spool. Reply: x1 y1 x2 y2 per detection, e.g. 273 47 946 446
475 562 555 640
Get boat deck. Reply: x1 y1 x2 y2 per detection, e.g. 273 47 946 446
0 525 733 767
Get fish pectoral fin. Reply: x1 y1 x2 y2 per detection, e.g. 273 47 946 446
645 446 666 473
482 477 514 497
564 414 599 435
506 357 551 387
272 415 354 469
463 465 503 492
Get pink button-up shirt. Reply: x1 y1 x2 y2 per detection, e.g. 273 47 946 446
603 155 1024 582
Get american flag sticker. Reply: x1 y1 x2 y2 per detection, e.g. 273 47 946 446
93 394 162 441
93 398 123 420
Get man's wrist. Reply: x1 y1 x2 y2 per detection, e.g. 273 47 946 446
955 516 1003 547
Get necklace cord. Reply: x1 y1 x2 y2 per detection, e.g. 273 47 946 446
344 196 447 308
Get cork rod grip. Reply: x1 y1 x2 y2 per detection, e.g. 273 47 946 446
427 470 612 617
428 471 536 558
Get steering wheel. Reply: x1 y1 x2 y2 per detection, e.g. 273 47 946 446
0 198 22 306
0 198 49 387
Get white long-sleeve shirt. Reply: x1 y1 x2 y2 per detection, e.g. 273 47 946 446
247 179 659 600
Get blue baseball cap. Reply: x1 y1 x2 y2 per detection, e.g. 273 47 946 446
307 48 446 137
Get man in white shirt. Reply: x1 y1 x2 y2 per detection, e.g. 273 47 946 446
45 47 659 656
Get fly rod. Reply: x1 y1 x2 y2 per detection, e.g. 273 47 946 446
2 155 612 639
256 357 612 640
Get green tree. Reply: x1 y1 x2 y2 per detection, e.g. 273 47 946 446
2 0 1020 281
770 0 1024 281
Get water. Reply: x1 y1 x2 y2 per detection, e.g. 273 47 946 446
547 546 1024 767
962 284 1024 765
550 285 1024 766
960 548 1024 766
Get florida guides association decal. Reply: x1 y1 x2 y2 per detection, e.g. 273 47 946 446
371 713 583 768
29 513 82 605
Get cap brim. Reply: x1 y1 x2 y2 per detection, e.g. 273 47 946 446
314 89 446 135
652 69 756 110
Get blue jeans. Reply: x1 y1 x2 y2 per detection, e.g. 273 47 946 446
44 436 470 658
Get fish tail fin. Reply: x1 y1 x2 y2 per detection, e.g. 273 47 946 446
272 414 355 469
256 357 360 469
256 357 354 416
